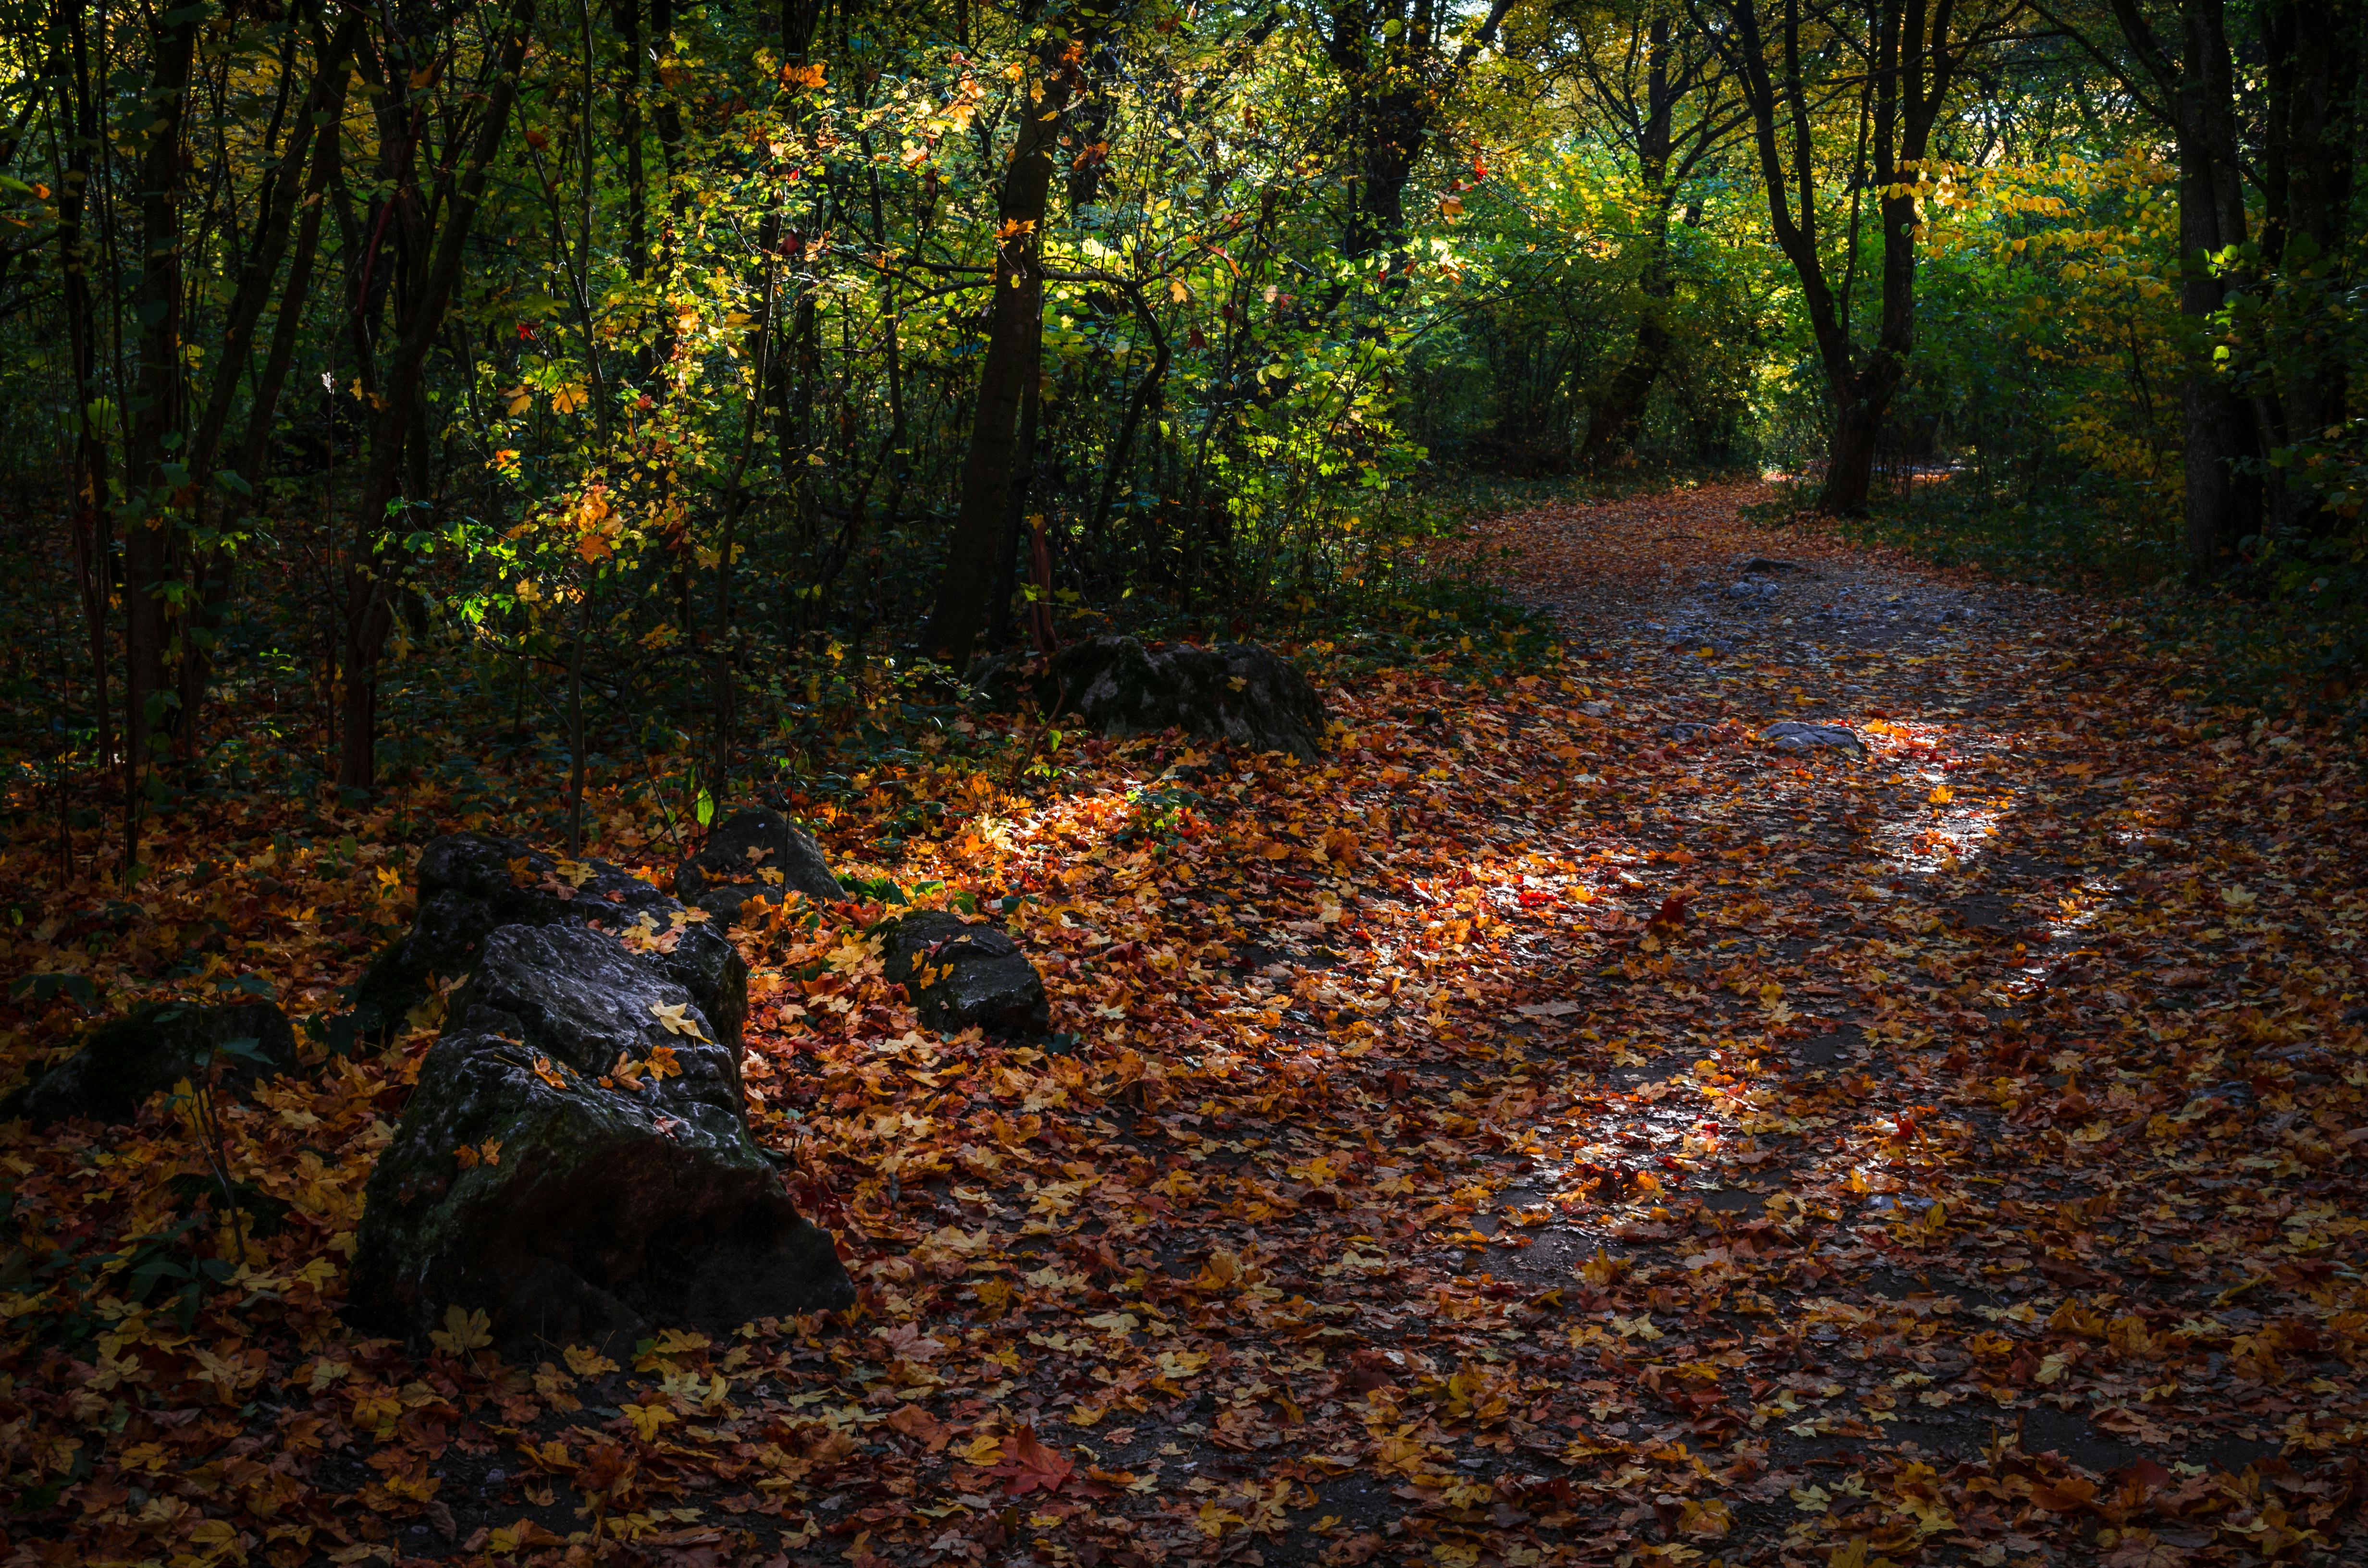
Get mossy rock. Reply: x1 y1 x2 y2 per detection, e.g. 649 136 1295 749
350 833 745 1049
347 924 851 1349
881 911 1048 1037
676 807 843 924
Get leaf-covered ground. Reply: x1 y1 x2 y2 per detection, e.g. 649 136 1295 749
4 482 2364 1568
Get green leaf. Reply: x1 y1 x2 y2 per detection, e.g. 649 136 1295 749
10 974 97 1010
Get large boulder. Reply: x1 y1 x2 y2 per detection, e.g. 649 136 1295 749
347 924 852 1348
1046 637 1326 764
881 912 1049 1037
350 833 744 1048
676 807 843 923
1 1001 298 1127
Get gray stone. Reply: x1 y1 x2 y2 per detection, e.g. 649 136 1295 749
676 807 843 923
347 923 851 1350
1048 637 1325 763
350 833 745 1049
1 1000 298 1126
881 911 1049 1036
1761 721 1864 755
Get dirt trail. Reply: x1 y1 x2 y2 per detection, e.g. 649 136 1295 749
1432 480 2366 1564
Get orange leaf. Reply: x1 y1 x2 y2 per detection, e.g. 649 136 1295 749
885 1404 952 1452
2030 1476 2098 1513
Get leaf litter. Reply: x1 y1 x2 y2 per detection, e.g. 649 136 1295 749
1 483 2363 1568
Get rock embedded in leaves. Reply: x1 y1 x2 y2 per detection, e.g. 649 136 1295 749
350 832 745 1047
0 1000 299 1127
882 911 1049 1037
1760 721 1864 755
347 923 852 1348
675 806 843 923
1045 636 1327 764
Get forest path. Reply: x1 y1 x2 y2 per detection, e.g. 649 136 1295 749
1405 478 2365 1564
6 489 2359 1568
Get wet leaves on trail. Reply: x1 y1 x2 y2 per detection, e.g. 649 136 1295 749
1 485 2364 1567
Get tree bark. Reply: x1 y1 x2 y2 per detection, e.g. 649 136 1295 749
58 2 111 775
1582 315 1671 466
1716 0 1979 514
338 4 533 789
122 6 199 784
920 48 1081 666
176 13 361 760
2103 0 2257 583
2256 0 2354 538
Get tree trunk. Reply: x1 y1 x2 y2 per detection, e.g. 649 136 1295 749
176 14 360 760
58 3 111 775
920 61 1076 666
2106 0 2257 582
988 357 1043 649
1581 315 1670 468
338 4 532 790
122 7 199 783
2257 0 2355 538
1823 386 1891 514
2172 0 2254 584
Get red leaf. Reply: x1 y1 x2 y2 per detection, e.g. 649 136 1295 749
989 1426 1075 1496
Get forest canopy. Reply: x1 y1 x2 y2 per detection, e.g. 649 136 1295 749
0 0 2360 831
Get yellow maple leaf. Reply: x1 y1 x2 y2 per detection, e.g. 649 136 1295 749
564 1344 619 1376
430 1305 493 1356
648 1000 709 1041
623 1400 676 1441
824 935 879 975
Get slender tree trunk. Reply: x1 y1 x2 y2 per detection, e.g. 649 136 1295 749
176 13 360 760
1581 315 1670 467
122 6 199 804
339 3 533 789
566 582 592 856
614 0 647 286
988 358 1043 650
2170 0 2254 585
2257 0 2356 538
920 57 1078 665
59 3 112 776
